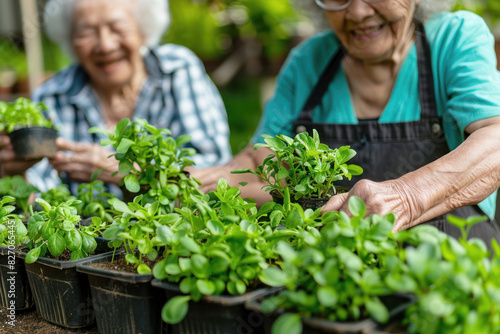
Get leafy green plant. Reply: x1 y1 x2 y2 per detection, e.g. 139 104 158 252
40 184 74 206
232 129 363 200
24 198 107 263
0 175 40 216
0 196 28 247
75 180 114 223
89 118 202 213
151 179 313 325
0 97 54 133
396 216 500 334
259 197 403 333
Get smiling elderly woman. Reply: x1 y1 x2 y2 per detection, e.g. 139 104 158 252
0 0 231 195
192 0 500 248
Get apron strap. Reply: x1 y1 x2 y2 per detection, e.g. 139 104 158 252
415 21 438 118
297 45 345 124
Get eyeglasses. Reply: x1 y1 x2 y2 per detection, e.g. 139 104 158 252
315 0 386 11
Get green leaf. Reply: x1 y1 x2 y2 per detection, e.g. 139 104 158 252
271 313 302 334
65 230 83 251
196 279 216 295
47 233 65 257
259 267 288 287
113 200 134 214
125 253 139 264
124 174 140 193
161 296 191 324
25 247 41 264
348 196 366 217
366 298 389 323
137 263 151 274
81 234 97 254
207 220 224 235
116 138 134 154
191 254 209 279
180 237 201 254
153 258 168 280
317 286 338 307
119 160 134 175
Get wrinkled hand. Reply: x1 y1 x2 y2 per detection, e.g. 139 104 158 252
51 138 121 184
320 179 425 233
0 133 41 176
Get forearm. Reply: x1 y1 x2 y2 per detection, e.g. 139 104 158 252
394 121 500 229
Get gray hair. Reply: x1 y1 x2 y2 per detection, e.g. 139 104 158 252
293 0 456 32
43 0 170 58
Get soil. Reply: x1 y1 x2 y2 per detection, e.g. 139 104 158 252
89 255 160 273
0 308 99 334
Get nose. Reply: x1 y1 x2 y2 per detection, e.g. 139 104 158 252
345 0 376 22
96 27 118 53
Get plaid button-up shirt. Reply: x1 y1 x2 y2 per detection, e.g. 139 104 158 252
27 44 231 195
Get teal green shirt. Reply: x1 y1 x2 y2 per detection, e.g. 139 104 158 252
253 11 500 219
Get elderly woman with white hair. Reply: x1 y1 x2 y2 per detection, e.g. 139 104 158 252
192 0 500 246
0 0 231 195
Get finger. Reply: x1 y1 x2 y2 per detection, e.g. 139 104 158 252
320 192 349 215
0 149 16 162
0 135 11 149
66 171 93 183
56 138 90 153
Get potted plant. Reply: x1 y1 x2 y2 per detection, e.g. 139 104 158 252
232 129 363 210
0 175 40 217
0 97 57 161
40 184 74 206
0 196 33 311
394 216 500 334
150 179 304 334
89 118 202 212
76 196 172 334
247 196 415 334
75 180 115 224
18 198 111 328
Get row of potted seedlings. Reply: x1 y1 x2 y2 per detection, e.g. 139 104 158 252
0 116 499 333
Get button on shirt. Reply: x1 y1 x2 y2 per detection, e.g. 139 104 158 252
27 44 232 195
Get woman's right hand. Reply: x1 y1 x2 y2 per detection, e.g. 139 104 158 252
0 133 41 177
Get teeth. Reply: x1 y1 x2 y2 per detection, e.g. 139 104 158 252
353 25 381 36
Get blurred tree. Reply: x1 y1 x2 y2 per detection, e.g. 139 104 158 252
454 0 500 27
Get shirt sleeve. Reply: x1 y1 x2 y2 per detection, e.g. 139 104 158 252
437 11 500 147
170 49 232 167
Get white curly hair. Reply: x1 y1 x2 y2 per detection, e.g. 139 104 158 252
43 0 170 58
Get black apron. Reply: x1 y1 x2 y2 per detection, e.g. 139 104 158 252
293 22 500 247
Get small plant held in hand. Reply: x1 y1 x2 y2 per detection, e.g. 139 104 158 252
232 129 362 200
90 118 201 213
24 199 106 263
0 97 58 160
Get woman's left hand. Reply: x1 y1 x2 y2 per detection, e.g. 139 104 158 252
321 179 425 233
51 138 122 184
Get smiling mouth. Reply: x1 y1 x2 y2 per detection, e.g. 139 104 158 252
351 23 386 37
96 58 124 67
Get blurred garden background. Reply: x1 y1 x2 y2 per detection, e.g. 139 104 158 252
0 0 500 154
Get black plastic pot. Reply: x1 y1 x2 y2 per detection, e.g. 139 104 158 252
245 291 415 334
271 186 351 211
8 127 58 161
76 253 167 334
17 240 112 329
152 279 274 334
0 246 33 310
